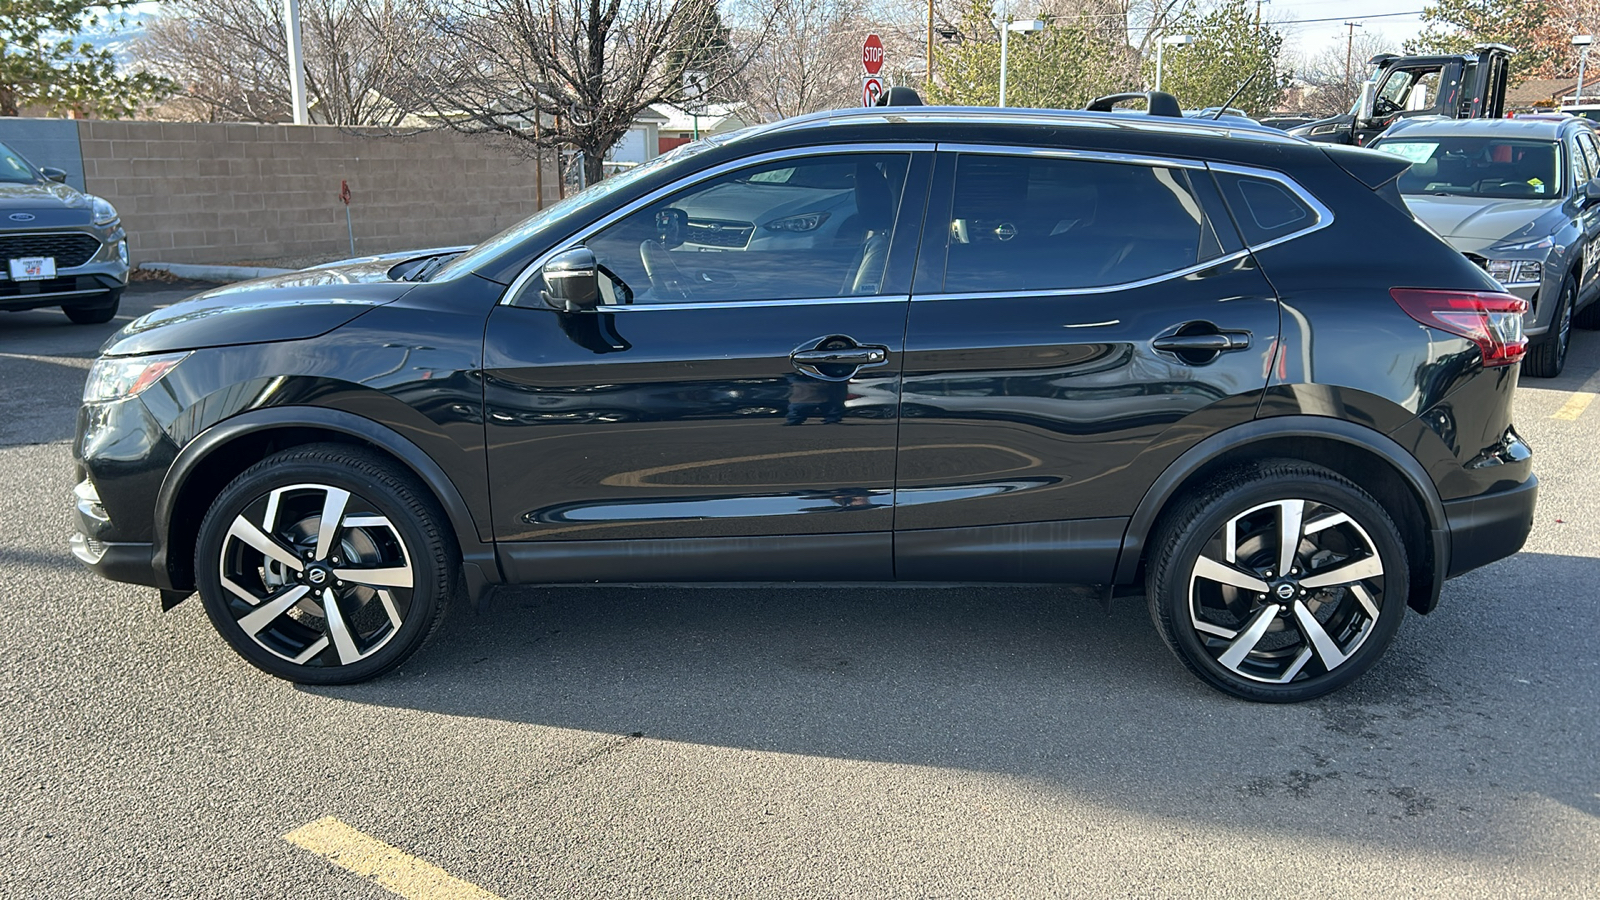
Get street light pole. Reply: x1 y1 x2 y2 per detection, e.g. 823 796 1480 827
284 0 308 124
1155 35 1195 94
999 17 1046 107
1575 35 1594 105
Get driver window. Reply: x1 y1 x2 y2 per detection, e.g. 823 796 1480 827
583 153 911 305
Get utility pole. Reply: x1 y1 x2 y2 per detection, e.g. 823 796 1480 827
927 0 935 91
1344 21 1363 102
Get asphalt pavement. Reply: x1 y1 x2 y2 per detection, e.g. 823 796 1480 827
2 284 1597 898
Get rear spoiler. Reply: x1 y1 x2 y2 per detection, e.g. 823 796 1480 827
1320 144 1410 190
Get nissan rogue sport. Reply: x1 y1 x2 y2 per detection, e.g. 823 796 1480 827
72 94 1538 702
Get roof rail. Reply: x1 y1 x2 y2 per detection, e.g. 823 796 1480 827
874 87 925 107
1085 91 1182 118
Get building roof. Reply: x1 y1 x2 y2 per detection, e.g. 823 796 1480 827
649 102 749 135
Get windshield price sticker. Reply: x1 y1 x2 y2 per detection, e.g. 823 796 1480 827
9 257 56 281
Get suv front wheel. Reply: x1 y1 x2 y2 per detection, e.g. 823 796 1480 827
1147 460 1408 702
194 444 454 684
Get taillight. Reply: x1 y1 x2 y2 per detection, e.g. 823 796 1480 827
1389 288 1529 367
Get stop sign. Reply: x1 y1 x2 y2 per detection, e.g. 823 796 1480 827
862 33 884 75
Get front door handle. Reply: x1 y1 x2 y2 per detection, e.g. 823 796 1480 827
1152 332 1252 353
791 348 887 366
790 337 890 381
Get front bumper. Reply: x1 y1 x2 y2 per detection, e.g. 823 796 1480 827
1 226 128 312
1443 474 1539 577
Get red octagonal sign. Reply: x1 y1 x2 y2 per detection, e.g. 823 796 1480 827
862 33 884 75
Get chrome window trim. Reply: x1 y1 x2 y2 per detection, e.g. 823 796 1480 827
936 142 1207 171
1206 162 1335 252
499 142 936 308
600 295 910 312
913 250 1251 302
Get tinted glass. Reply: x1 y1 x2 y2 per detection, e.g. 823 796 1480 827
941 154 1214 293
1210 172 1319 248
582 153 910 304
1570 136 1592 186
0 141 39 184
1376 137 1561 198
1577 132 1600 184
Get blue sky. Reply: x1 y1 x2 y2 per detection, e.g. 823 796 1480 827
1269 0 1430 55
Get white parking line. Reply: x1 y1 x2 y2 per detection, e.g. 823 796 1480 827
284 816 501 900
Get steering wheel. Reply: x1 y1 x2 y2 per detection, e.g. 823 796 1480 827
639 240 694 301
1373 96 1401 117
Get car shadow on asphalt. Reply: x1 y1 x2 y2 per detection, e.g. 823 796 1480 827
304 551 1600 857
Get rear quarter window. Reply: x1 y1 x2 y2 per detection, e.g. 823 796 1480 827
1212 172 1320 247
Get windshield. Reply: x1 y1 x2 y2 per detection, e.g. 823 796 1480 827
429 135 734 282
1374 136 1562 198
0 142 41 184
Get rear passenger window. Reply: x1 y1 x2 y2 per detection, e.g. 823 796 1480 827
1213 172 1320 247
940 154 1225 293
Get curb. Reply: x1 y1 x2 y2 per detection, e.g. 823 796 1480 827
139 262 293 283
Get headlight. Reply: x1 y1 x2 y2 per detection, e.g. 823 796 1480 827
90 196 119 226
82 352 189 403
764 212 830 233
1485 259 1542 285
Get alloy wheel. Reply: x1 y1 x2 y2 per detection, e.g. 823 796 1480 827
1186 498 1386 685
217 482 415 668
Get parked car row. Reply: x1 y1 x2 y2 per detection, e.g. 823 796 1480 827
71 91 1538 704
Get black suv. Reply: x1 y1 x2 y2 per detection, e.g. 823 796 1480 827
73 96 1538 702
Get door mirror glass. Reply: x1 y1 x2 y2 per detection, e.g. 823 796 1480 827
541 247 601 312
1357 82 1377 124
39 166 68 184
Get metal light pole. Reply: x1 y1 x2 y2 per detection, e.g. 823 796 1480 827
999 18 1045 107
285 0 308 125
1154 34 1195 94
1575 35 1594 105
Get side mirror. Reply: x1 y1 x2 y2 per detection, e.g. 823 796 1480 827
541 247 601 313
1357 82 1376 124
1584 179 1600 204
39 166 68 184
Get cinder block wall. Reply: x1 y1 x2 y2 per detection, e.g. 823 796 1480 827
76 121 560 265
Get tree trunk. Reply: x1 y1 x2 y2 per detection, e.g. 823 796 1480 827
582 147 606 185
0 86 18 117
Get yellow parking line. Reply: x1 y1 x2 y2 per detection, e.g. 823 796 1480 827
283 816 501 900
1552 392 1595 420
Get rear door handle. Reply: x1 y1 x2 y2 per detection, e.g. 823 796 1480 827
1152 331 1251 352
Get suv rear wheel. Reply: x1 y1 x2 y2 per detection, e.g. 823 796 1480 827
1147 460 1408 702
194 444 454 684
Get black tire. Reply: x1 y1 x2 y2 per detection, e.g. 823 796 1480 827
63 289 121 325
1522 275 1574 378
195 443 455 684
1146 459 1409 703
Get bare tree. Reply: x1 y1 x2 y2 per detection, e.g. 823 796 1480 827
402 0 781 184
1290 29 1397 117
734 0 869 119
135 0 436 125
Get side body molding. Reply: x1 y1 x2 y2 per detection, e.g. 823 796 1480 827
153 406 501 601
1113 415 1450 609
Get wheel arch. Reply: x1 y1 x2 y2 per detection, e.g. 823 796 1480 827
153 406 500 602
1115 415 1449 614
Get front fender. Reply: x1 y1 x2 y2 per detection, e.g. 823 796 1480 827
151 406 500 601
